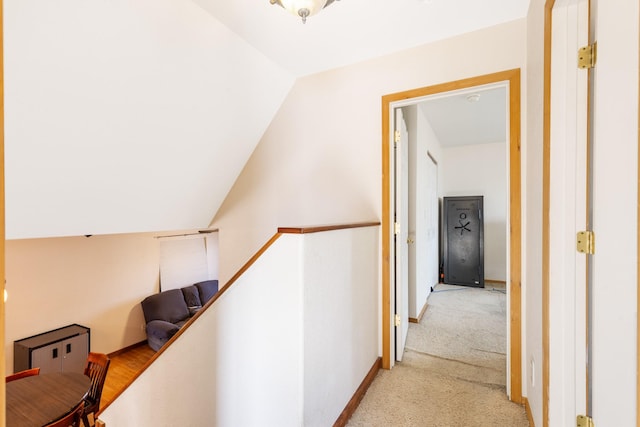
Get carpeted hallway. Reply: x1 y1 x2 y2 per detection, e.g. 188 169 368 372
347 283 529 426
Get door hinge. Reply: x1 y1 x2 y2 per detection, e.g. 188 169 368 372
578 42 597 69
394 130 401 145
394 222 400 235
577 415 595 427
576 231 595 254
394 314 401 327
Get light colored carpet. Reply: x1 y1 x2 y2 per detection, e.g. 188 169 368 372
347 283 529 427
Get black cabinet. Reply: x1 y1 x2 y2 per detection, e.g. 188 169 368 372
442 196 484 287
14 324 90 375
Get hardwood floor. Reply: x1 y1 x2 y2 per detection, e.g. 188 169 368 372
100 342 155 409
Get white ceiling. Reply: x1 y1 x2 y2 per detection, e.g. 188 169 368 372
192 0 525 151
192 0 531 77
420 86 507 147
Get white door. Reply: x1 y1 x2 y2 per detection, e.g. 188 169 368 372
394 108 409 362
548 0 589 424
589 0 638 423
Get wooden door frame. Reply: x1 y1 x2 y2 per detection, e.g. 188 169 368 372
1 0 6 423
381 68 522 403
543 2 553 423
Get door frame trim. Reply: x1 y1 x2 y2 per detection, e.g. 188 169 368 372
0 0 5 420
381 68 522 403
543 2 554 426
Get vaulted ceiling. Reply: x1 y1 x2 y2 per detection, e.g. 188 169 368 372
3 0 529 239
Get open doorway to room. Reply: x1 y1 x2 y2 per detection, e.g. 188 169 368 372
381 69 522 403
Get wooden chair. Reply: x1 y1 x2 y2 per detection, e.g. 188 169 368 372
44 400 84 427
5 367 40 382
82 352 111 427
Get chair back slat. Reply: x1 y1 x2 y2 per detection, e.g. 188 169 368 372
81 352 111 426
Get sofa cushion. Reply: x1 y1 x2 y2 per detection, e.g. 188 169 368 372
181 285 202 309
195 280 219 304
145 320 180 352
141 289 190 324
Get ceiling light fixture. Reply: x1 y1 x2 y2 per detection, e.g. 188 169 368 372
466 94 481 103
270 0 339 24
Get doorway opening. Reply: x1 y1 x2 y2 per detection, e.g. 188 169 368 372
381 69 522 403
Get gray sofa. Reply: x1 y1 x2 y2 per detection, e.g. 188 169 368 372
141 280 219 351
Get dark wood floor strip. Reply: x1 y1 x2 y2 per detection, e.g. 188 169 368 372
100 342 155 410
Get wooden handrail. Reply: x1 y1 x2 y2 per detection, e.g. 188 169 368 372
278 221 380 235
99 221 380 415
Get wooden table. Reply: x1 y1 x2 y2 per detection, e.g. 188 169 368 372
6 372 90 427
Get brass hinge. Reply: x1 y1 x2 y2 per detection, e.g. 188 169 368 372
394 130 401 144
394 314 401 327
394 222 400 235
577 415 595 427
578 42 597 69
576 231 595 254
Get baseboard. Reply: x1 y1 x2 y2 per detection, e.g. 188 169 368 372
485 279 507 285
107 340 148 358
524 397 535 427
409 301 429 324
333 357 382 427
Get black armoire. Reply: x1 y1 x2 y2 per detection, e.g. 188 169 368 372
442 196 484 287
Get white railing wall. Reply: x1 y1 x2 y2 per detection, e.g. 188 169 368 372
99 225 379 427
302 228 379 427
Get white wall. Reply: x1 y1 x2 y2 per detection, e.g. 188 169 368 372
440 142 508 281
4 233 160 373
100 226 380 427
211 20 527 287
418 104 445 182
4 228 220 374
303 228 379 426
4 0 293 239
417 105 445 305
206 233 220 280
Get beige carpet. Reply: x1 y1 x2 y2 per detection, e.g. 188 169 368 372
347 283 529 427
